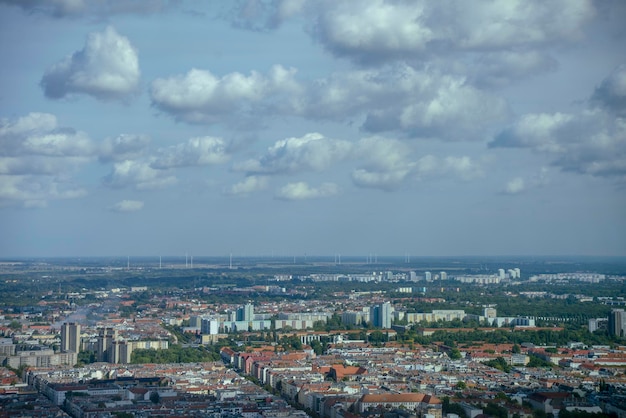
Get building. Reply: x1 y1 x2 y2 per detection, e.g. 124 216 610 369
111 340 132 364
588 317 608 333
425 271 432 281
97 327 117 362
370 302 392 329
609 309 626 337
356 393 442 417
201 318 220 335
440 271 447 281
237 303 254 321
61 322 81 353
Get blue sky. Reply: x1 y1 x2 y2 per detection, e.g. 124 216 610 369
0 0 625 257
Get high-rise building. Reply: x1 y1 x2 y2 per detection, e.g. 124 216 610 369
609 309 626 337
440 271 447 281
201 318 220 335
61 322 81 353
111 340 132 364
498 269 505 279
370 302 392 329
237 303 254 321
97 328 118 362
424 271 432 281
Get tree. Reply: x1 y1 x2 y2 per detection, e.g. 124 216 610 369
512 344 521 354
449 348 462 360
150 391 160 404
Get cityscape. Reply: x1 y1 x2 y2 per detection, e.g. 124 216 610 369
0 256 625 417
1 0 625 417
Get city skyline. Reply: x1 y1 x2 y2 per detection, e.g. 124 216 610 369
1 0 625 258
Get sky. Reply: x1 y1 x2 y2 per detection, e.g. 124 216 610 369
0 0 625 258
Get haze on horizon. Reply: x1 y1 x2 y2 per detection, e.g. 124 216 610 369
0 0 625 258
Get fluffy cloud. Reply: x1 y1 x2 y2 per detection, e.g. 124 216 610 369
0 112 94 162
151 137 230 169
103 160 177 190
108 199 144 212
312 0 434 64
346 136 483 191
0 112 57 137
0 113 93 206
284 0 595 64
98 134 150 163
227 175 269 196
0 174 86 208
490 109 626 179
233 133 352 174
592 64 626 116
301 65 509 140
275 181 339 200
490 112 576 152
150 61 507 140
150 65 300 124
41 26 140 101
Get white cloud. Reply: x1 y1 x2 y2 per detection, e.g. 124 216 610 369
351 136 484 190
150 65 300 124
350 136 414 191
0 112 58 138
0 113 93 206
99 134 150 163
395 75 509 140
0 174 86 208
233 132 352 174
306 0 595 63
312 0 434 63
151 136 230 169
275 181 339 200
0 112 94 164
301 65 509 140
503 177 525 194
108 199 144 212
491 109 626 180
490 112 576 153
103 160 177 190
227 175 269 196
150 61 508 141
41 26 140 101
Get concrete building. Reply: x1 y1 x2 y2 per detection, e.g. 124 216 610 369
61 322 81 353
588 317 608 333
201 318 220 335
97 327 117 362
609 309 626 337
237 303 254 321
370 302 392 329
